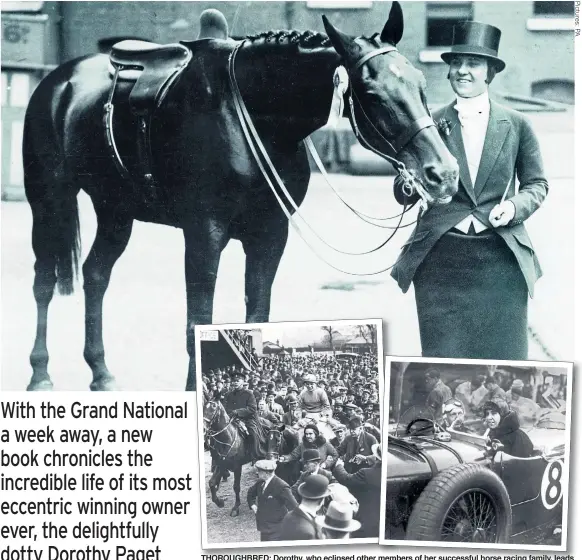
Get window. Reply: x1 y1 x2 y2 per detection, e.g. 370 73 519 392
532 79 575 105
533 2 574 16
306 1 372 8
528 1 574 30
426 2 473 47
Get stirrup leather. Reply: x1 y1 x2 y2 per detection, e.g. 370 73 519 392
103 41 192 191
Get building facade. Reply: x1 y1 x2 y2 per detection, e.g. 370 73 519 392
1 1 575 196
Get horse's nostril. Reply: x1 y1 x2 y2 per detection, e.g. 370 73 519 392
424 164 443 185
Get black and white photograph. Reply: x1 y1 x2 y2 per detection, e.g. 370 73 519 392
1 1 575 392
195 319 383 547
381 357 573 549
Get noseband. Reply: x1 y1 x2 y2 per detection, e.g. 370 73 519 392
347 45 436 207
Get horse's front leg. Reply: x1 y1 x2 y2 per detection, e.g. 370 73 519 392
83 208 133 391
183 219 229 391
241 219 289 323
209 464 225 508
230 464 242 517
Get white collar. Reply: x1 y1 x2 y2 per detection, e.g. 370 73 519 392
454 91 490 116
263 473 275 488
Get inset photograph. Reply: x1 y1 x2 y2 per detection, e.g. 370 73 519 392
195 319 383 548
381 357 572 550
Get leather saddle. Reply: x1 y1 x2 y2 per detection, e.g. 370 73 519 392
109 40 192 115
104 39 192 198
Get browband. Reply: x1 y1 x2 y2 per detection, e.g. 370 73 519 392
352 45 398 72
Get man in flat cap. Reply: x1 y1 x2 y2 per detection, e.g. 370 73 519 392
266 390 284 420
337 416 378 474
282 395 303 426
392 21 548 361
425 367 453 418
247 459 297 541
333 401 350 426
508 378 539 425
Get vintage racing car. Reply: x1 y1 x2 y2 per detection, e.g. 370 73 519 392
385 407 567 544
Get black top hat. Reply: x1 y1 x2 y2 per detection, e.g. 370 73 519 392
441 21 505 72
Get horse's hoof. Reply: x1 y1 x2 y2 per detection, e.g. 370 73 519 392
230 507 240 517
215 498 225 508
90 377 117 391
27 379 53 391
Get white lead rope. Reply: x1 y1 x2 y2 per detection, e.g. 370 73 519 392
304 137 418 229
227 45 416 274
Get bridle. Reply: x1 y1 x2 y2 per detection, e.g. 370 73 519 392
203 401 238 460
346 44 436 209
227 39 435 275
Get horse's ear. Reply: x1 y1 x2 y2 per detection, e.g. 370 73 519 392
380 1 404 45
322 15 360 60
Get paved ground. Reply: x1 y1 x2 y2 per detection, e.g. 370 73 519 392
202 451 259 545
1 111 574 391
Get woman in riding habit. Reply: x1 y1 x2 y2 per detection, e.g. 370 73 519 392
391 22 548 360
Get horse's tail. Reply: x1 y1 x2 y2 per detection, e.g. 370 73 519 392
23 81 81 296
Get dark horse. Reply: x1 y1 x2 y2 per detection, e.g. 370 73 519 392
202 396 298 517
23 2 458 392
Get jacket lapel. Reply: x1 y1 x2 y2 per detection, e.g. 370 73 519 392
473 101 510 199
441 102 477 206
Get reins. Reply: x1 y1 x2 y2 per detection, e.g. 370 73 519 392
204 403 239 460
227 40 430 275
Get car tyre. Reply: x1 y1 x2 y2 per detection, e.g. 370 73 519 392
406 462 511 543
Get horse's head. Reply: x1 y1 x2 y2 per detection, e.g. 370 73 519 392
267 424 299 459
323 1 458 205
202 397 226 435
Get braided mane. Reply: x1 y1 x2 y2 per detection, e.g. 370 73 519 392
244 29 331 48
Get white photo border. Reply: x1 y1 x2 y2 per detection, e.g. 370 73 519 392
195 318 384 549
379 355 574 551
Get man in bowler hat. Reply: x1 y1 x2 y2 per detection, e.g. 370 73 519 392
278 473 330 540
391 21 548 360
291 449 332 501
247 459 298 541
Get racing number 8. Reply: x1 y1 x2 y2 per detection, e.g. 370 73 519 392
541 460 564 510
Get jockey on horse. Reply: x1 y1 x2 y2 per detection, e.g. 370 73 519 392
296 373 338 441
223 371 265 460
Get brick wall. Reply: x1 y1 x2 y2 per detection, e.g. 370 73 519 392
58 1 574 106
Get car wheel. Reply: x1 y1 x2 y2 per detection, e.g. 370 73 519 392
406 463 511 543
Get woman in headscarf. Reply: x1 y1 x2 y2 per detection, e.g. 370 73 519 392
483 400 534 458
279 424 338 470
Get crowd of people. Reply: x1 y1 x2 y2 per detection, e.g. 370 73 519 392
400 367 567 458
202 351 382 541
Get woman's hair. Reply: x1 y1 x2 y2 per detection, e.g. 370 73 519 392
304 424 319 436
446 59 498 84
482 399 509 417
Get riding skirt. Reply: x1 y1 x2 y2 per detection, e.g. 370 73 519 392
413 229 528 360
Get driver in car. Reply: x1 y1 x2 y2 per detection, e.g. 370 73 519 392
483 400 534 458
442 399 470 432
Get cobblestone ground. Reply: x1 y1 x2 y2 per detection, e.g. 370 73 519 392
1 111 574 391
